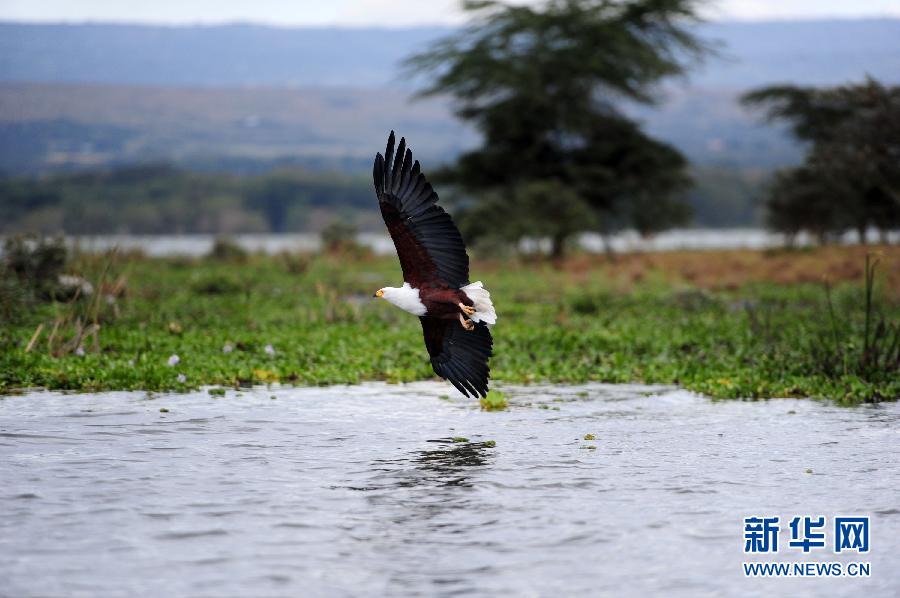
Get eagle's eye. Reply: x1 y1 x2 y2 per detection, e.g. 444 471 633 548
374 289 384 298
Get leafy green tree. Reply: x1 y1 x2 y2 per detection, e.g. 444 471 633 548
406 0 707 256
764 167 844 245
458 180 596 257
246 177 306 233
743 79 900 244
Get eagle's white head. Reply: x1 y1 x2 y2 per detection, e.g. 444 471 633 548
373 284 427 316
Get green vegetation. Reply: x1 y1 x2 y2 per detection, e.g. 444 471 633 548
1 235 69 321
480 389 509 411
2 242 898 404
406 0 708 256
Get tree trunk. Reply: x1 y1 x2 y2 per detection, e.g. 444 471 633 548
784 232 796 249
600 232 617 262
550 234 566 260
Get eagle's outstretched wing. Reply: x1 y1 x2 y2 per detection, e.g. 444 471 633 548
420 316 493 398
373 131 469 289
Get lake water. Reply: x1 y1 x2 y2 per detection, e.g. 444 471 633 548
1 383 898 597
45 228 900 257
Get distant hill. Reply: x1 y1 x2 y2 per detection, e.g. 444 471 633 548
0 83 477 175
1 18 895 231
2 20 898 89
0 82 797 175
1 19 898 194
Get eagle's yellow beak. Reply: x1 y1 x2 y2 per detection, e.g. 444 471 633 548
374 289 384 298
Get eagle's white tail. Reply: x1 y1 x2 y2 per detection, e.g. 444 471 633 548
462 281 497 326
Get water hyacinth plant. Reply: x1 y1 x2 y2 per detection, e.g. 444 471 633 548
0 246 897 403
812 254 900 399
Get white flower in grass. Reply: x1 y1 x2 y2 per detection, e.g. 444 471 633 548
264 344 275 356
222 343 234 354
167 354 180 367
75 346 85 357
176 373 187 383
127 359 135 367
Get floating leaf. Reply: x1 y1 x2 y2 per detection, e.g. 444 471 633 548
480 389 508 411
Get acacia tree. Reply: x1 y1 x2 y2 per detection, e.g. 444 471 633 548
405 0 708 257
764 167 845 246
743 79 900 244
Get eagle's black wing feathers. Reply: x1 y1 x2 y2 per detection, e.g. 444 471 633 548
420 316 493 398
373 131 469 288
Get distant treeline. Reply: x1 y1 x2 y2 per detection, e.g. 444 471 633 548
0 163 766 235
0 165 381 235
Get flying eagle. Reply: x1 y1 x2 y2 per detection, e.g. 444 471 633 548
372 132 496 398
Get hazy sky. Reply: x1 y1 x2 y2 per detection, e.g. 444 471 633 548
1 0 898 26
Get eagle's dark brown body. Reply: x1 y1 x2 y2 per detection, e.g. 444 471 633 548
420 287 474 320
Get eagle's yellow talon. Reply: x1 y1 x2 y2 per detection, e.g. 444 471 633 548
459 303 476 316
459 314 475 331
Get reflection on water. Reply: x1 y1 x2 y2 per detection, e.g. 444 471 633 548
371 439 494 490
417 440 493 477
347 440 493 492
1 382 899 597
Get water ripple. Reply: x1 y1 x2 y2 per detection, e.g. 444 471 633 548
1 382 898 598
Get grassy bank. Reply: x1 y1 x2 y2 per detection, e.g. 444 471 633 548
2 244 898 404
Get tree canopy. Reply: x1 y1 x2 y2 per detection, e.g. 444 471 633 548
742 79 900 243
405 0 709 256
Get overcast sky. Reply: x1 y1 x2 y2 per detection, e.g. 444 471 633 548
1 0 898 26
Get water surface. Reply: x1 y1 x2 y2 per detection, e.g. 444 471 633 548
19 228 898 257
1 383 898 597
